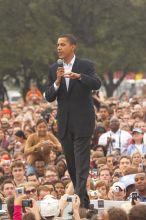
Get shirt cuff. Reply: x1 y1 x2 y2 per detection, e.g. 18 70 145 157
54 82 59 91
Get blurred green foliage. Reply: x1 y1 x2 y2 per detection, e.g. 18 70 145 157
0 0 146 97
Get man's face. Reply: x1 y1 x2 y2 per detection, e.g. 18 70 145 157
45 170 58 182
135 173 146 192
99 170 111 184
110 119 120 132
28 175 39 185
3 183 15 198
1 161 11 175
106 156 113 169
119 158 131 173
35 161 45 176
12 166 25 181
57 37 76 61
99 108 109 120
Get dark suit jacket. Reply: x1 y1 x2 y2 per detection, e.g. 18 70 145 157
45 57 101 138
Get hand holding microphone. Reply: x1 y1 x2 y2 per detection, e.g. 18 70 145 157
55 59 64 86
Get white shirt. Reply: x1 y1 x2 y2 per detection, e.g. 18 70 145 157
98 129 132 154
54 55 76 91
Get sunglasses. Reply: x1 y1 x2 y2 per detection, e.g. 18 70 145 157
25 188 36 194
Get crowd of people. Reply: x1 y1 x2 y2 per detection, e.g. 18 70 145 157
0 85 145 219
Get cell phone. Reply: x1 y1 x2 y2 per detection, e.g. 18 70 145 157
97 199 104 220
97 199 104 209
15 187 24 196
22 199 33 208
131 192 138 205
66 195 75 202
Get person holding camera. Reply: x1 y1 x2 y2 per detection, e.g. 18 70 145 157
127 172 146 203
98 117 132 155
108 182 126 201
13 194 41 220
24 118 61 174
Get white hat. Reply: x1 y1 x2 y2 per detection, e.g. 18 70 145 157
39 195 59 219
112 181 126 190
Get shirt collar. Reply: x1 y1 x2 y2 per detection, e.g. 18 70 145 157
63 55 76 66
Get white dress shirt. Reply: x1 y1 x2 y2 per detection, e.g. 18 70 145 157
54 55 76 91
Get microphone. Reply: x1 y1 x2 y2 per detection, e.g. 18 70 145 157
57 59 63 67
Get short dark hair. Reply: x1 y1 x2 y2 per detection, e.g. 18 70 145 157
119 155 131 163
129 204 146 220
1 179 15 191
36 118 48 127
11 161 25 171
23 212 36 220
59 34 77 45
108 207 128 220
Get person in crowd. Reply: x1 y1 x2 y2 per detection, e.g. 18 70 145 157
45 33 101 209
108 181 126 201
14 130 27 154
34 158 46 179
128 172 146 202
131 151 142 168
128 204 146 220
98 117 132 155
37 185 51 200
95 180 109 199
48 148 58 165
99 167 112 185
98 105 110 123
1 179 15 199
25 83 43 105
11 161 26 186
127 128 146 156
24 118 61 174
106 155 114 170
27 173 39 185
23 182 38 201
55 157 67 179
44 167 59 183
0 128 9 151
119 155 132 175
54 180 65 199
107 207 128 220
0 156 11 176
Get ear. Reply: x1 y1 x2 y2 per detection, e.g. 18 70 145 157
72 44 76 51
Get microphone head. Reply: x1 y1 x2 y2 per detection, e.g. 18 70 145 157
57 59 63 67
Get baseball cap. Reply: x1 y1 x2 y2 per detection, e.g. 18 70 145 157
112 182 126 191
132 128 142 134
39 195 59 218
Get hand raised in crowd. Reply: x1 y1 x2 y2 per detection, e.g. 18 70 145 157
25 199 41 220
14 194 27 205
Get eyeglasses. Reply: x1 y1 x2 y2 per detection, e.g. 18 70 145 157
45 175 57 178
25 188 36 194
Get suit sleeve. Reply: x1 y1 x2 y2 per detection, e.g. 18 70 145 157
79 60 101 90
45 67 58 102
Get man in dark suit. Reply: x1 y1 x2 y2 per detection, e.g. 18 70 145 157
45 34 101 208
